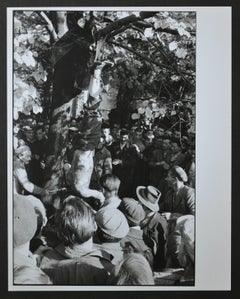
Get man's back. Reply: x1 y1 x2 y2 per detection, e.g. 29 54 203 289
40 244 113 285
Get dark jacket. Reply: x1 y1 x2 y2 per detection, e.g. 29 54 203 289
120 228 153 267
161 185 195 215
141 212 168 270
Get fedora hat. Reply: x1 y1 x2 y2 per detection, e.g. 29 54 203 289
136 186 161 212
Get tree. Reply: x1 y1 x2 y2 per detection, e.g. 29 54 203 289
13 10 196 203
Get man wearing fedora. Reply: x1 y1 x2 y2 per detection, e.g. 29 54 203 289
160 166 195 267
136 185 168 270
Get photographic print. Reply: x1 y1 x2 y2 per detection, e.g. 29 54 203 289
6 5 231 292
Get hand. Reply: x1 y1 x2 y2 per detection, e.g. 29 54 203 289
112 159 122 165
41 189 50 200
161 212 172 221
162 162 170 170
34 245 52 256
98 192 105 205
40 160 46 169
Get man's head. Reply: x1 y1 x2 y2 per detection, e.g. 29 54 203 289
102 127 110 138
15 145 32 165
23 126 35 143
111 125 121 140
136 185 161 213
95 208 129 243
143 130 154 145
120 129 129 144
13 195 38 248
56 197 96 246
100 174 120 198
171 139 181 154
162 138 170 151
154 127 165 138
167 166 188 190
119 198 145 227
35 126 45 141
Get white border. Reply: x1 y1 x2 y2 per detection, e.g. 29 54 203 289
7 6 231 291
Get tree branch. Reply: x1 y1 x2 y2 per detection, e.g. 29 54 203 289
95 12 156 41
134 20 196 36
109 40 169 70
130 24 193 84
38 11 58 42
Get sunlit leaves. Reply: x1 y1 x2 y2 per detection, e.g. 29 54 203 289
13 11 51 119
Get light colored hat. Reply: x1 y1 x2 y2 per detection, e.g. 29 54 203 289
95 208 129 238
170 166 188 182
136 185 161 212
13 194 38 248
120 198 145 225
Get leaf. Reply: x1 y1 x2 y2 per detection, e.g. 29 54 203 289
28 36 35 44
138 107 145 114
144 28 154 38
23 12 33 17
175 48 188 59
131 113 140 120
169 41 178 51
145 107 153 118
171 75 181 81
177 27 191 38
154 18 168 30
33 104 43 114
14 108 19 120
14 52 22 64
21 50 36 67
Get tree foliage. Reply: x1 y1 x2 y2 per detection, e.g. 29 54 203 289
13 10 196 128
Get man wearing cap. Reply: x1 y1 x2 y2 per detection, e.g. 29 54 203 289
161 166 195 216
136 185 168 270
119 198 153 268
14 145 49 198
13 195 52 284
94 207 129 265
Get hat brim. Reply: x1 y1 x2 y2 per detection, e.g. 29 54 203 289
136 186 159 212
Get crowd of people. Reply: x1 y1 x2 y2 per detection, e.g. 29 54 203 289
13 118 195 286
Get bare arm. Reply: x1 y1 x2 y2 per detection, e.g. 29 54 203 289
14 168 47 197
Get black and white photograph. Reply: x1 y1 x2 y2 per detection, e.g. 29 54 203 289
6 4 232 292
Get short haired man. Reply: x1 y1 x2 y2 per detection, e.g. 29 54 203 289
14 145 49 197
40 197 113 285
99 174 121 209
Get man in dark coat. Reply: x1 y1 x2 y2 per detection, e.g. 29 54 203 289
109 129 139 198
136 185 168 270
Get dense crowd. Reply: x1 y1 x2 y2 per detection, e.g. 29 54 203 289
13 119 195 286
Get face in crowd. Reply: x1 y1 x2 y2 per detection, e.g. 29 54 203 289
19 148 32 165
120 133 129 144
166 171 178 190
111 127 121 140
162 139 170 151
24 129 35 143
102 128 110 138
36 128 44 141
171 141 181 154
